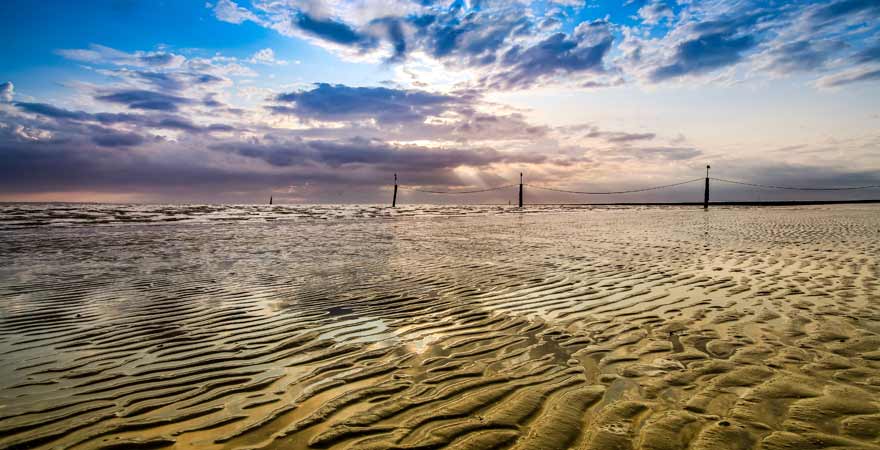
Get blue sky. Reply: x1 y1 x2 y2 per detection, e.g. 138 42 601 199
1 0 879 203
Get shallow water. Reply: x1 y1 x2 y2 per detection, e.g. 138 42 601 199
0 203 636 231
1 204 879 449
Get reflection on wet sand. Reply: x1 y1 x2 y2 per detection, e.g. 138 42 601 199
1 204 879 449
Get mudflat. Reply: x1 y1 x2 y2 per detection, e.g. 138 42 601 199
1 204 879 449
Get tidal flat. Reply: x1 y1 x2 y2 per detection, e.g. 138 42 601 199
1 204 879 449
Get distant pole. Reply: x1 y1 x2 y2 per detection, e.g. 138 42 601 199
392 173 398 208
704 165 710 209
518 172 523 208
269 195 273 205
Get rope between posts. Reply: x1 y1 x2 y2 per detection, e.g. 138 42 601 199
397 184 518 194
710 178 880 191
524 178 705 195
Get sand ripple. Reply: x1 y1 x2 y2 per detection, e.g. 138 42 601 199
1 205 879 449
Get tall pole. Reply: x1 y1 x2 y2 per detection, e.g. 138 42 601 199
704 165 710 210
392 173 398 208
518 172 523 208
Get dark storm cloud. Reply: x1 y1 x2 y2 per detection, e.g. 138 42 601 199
92 112 143 125
95 89 193 112
91 129 146 147
155 117 203 132
267 84 544 140
650 32 757 81
0 136 260 195
0 119 543 199
294 12 377 49
14 101 236 134
212 138 545 170
271 83 464 123
130 71 226 91
15 102 92 121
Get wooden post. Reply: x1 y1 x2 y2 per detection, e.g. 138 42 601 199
392 173 398 208
518 172 523 208
704 165 710 209
269 195 273 205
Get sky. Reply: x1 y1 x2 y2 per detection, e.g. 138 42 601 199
0 0 879 204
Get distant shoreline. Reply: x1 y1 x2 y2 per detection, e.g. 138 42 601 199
2 200 880 207
531 199 880 207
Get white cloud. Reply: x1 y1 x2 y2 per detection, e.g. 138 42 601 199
637 0 674 26
211 0 261 24
56 44 185 68
0 81 13 102
248 48 289 65
816 65 880 88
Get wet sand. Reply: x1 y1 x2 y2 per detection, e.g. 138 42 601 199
1 204 879 449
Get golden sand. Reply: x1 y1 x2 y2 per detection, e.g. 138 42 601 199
1 204 879 449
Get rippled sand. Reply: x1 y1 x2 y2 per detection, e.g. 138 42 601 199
1 204 879 449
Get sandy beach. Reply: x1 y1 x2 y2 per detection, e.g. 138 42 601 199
1 204 879 449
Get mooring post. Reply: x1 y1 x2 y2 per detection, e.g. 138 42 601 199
392 173 398 208
518 172 523 208
704 165 710 209
269 195 273 205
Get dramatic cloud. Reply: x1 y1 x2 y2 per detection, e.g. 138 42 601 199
619 0 880 85
206 1 618 89
95 90 193 112
14 101 239 134
488 21 614 89
205 0 880 90
213 138 545 171
293 12 377 49
2 1 880 202
15 102 91 121
270 83 465 124
91 129 146 148
650 33 757 81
